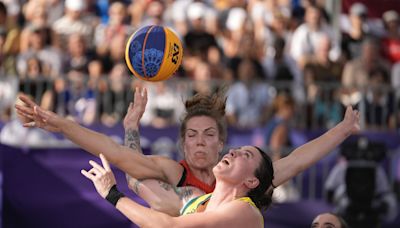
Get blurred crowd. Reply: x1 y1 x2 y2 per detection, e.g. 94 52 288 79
0 0 399 131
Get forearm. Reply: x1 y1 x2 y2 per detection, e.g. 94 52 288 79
59 118 125 164
273 121 352 186
129 179 182 216
116 197 175 228
294 122 351 169
125 128 141 151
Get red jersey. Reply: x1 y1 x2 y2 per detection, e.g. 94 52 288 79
177 160 215 193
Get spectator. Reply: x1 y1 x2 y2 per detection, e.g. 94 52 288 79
17 26 62 78
140 81 185 128
341 38 390 107
250 0 292 55
0 1 19 76
63 33 93 74
263 92 295 160
184 2 219 60
226 58 272 128
381 10 400 64
94 1 133 58
262 92 299 203
290 4 338 69
99 63 129 127
262 36 304 103
304 34 343 127
362 67 394 129
340 2 370 61
62 69 96 125
52 0 95 50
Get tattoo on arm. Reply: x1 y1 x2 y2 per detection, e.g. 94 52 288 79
176 188 194 202
158 181 194 201
126 174 141 194
124 129 140 151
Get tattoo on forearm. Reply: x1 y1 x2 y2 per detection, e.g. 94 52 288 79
126 174 141 194
176 188 194 201
157 181 193 201
124 129 140 150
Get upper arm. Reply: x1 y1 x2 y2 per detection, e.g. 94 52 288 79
172 201 262 228
117 146 183 183
272 154 298 187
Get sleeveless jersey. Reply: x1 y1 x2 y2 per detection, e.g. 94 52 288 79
180 193 264 225
177 160 215 193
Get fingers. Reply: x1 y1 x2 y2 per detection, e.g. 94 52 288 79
15 104 34 115
134 87 147 99
23 121 36 128
18 94 37 107
89 160 106 174
81 169 94 180
33 106 49 122
100 154 111 171
16 109 34 120
143 87 148 104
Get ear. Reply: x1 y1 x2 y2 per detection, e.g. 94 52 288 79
245 177 259 190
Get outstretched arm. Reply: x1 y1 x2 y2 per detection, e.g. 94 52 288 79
122 87 200 216
127 178 204 216
15 93 182 183
82 154 262 228
272 106 360 187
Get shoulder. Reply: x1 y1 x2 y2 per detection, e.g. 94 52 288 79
218 200 263 226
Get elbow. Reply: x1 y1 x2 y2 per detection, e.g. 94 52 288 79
150 200 180 216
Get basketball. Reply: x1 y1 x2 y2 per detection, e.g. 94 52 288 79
125 25 183 81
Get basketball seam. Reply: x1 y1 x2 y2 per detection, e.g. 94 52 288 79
142 25 156 79
152 26 167 80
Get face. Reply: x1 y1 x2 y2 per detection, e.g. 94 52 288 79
183 116 223 170
311 213 342 228
213 146 261 188
306 7 321 28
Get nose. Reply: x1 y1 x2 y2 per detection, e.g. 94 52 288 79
229 149 237 157
196 134 206 145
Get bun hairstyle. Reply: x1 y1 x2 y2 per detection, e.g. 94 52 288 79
247 146 275 210
180 89 227 143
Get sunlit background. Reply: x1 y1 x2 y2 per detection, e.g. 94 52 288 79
0 0 399 227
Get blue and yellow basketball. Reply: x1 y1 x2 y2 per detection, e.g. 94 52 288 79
125 25 183 81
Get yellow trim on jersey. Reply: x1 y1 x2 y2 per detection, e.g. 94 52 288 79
180 193 264 226
180 193 212 215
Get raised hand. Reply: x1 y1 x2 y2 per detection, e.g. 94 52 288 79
81 154 117 199
342 106 361 135
15 94 61 132
123 87 148 130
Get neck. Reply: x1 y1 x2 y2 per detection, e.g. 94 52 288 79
191 167 216 186
205 181 248 211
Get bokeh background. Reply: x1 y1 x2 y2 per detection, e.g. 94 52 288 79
0 0 400 227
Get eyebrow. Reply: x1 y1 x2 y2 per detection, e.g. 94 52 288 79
244 148 254 158
187 127 217 132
